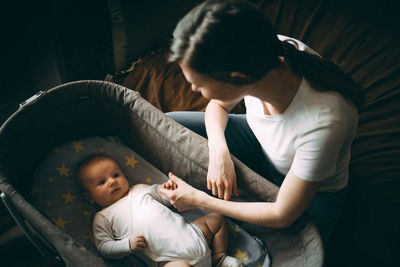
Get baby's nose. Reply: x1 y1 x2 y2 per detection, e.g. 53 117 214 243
108 178 117 186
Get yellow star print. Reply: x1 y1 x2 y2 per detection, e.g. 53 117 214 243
83 210 90 216
72 141 85 153
99 147 104 152
125 154 139 168
56 163 70 177
256 263 263 267
61 190 77 204
234 249 249 261
228 224 241 236
52 215 68 231
146 177 152 183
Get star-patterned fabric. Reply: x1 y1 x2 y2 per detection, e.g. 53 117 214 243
31 136 270 266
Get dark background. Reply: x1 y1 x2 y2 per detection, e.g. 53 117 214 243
1 0 398 266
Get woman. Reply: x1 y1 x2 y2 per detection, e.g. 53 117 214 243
163 0 362 246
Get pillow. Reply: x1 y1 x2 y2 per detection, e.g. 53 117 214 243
112 47 246 114
31 136 270 266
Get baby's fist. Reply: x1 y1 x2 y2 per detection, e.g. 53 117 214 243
161 179 177 190
129 235 146 252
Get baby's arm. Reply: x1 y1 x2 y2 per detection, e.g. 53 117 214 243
145 183 173 206
92 213 133 259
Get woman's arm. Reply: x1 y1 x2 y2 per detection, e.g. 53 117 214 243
161 171 320 228
205 99 241 200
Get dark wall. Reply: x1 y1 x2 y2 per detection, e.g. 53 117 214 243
1 0 113 125
1 0 113 235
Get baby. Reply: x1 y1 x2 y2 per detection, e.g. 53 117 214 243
76 154 242 267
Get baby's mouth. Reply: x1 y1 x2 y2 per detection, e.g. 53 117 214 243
111 188 120 195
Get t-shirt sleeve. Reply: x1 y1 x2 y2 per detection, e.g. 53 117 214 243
92 213 131 259
292 121 348 181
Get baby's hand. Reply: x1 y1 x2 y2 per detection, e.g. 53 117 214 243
161 179 177 190
129 235 146 252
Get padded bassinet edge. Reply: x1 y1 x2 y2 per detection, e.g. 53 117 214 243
0 80 324 266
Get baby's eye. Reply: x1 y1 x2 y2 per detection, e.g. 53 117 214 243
113 172 119 178
97 180 105 186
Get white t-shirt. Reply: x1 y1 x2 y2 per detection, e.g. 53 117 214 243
244 36 358 191
92 184 209 264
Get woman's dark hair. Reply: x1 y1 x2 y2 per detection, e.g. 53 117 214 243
169 0 362 107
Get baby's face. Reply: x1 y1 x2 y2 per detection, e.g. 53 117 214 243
80 157 130 208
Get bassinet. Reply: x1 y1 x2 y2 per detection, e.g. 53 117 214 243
0 80 323 266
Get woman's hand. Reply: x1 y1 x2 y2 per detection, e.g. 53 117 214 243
129 235 146 252
160 172 208 212
207 148 239 200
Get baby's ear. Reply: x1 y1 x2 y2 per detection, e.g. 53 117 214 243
83 192 95 204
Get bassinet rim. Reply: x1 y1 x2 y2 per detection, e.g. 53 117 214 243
0 80 324 267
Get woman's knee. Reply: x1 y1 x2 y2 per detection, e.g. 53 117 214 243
166 111 207 137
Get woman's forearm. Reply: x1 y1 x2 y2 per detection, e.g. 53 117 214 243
205 100 229 148
195 171 321 228
198 193 287 228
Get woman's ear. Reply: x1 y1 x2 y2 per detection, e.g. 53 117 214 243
83 192 95 204
230 71 247 78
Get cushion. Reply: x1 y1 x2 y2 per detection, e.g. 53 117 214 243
111 47 246 114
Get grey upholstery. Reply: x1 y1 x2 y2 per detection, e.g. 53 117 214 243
0 80 323 266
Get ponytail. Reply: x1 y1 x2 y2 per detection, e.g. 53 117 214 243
281 41 363 108
169 0 362 108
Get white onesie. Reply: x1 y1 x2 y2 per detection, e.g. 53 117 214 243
92 184 210 266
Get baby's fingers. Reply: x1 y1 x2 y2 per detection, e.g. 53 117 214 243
167 180 177 189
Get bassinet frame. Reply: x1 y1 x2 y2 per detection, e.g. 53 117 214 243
0 80 323 266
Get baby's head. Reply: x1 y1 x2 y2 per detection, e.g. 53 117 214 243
76 154 130 208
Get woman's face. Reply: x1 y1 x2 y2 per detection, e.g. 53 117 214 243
180 63 245 102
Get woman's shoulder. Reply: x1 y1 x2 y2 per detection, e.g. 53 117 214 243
299 79 358 126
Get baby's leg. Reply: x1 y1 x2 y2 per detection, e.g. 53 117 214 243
162 261 191 267
193 212 228 265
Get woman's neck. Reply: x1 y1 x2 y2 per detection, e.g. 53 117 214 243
246 62 302 115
